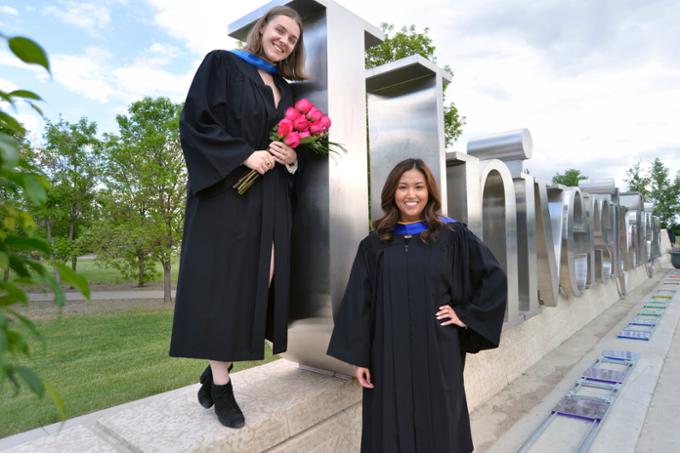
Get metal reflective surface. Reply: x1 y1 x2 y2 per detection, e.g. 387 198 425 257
366 55 451 222
227 1 662 373
445 152 482 236
558 187 589 297
620 193 643 272
479 160 519 324
617 205 630 294
534 180 561 306
514 174 540 317
591 198 613 282
467 129 533 165
651 216 661 258
582 193 596 289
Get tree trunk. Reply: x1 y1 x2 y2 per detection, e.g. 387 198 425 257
69 218 77 272
162 259 172 303
137 252 146 287
47 220 61 286
3 268 9 283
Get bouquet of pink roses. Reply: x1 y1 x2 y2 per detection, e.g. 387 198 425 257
234 98 345 195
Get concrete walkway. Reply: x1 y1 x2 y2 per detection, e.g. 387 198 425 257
27 289 175 302
635 300 680 452
472 268 680 452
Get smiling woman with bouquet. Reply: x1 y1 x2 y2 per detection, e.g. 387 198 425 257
169 6 308 429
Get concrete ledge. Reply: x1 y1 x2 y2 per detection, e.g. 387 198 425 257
1 360 361 452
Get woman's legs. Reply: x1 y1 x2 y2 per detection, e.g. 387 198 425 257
209 360 232 385
269 242 275 286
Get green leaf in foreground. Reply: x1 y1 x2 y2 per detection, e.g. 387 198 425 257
0 134 20 166
5 236 50 256
54 262 90 299
7 37 50 73
43 382 65 420
21 174 47 205
8 90 42 101
0 110 25 135
16 367 45 397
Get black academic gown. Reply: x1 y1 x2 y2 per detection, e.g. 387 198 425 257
327 222 507 453
169 50 296 361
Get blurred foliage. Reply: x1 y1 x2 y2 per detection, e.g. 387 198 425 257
1 32 89 417
552 168 588 187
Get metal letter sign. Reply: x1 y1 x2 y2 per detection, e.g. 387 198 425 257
230 1 661 372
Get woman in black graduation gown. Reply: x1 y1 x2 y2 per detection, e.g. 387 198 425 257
169 6 307 428
327 158 508 452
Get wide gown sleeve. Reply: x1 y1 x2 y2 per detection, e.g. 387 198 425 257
180 50 254 196
326 240 372 368
454 226 508 353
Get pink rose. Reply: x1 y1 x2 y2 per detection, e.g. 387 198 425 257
319 115 331 130
277 119 293 137
309 121 325 136
284 132 301 148
295 98 313 114
293 116 310 132
284 107 300 121
306 107 322 122
299 131 311 139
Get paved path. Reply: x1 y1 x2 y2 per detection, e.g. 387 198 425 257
635 300 680 452
28 289 175 302
474 268 680 453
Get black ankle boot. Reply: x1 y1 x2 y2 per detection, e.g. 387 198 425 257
197 364 234 409
211 380 245 428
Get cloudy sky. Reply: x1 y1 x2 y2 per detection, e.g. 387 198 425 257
1 0 678 188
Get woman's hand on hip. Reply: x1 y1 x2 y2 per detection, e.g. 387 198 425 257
268 141 297 165
355 367 375 389
244 150 275 175
436 305 467 328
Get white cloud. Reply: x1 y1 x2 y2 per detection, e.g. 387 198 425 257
145 0 255 53
0 5 18 16
49 43 194 105
0 77 18 111
144 42 181 67
51 47 116 103
112 64 192 102
44 1 111 34
15 112 42 143
0 77 18 92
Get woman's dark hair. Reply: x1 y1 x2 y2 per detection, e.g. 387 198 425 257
243 6 308 81
373 158 445 243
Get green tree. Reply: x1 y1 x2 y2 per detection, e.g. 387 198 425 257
31 118 102 272
552 168 588 187
624 161 651 199
623 158 680 228
1 32 88 411
100 97 185 302
365 23 465 146
648 158 680 228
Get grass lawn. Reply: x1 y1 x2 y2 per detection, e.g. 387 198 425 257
20 255 181 289
0 308 278 438
76 256 181 285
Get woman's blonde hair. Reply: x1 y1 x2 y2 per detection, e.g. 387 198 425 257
243 6 308 81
